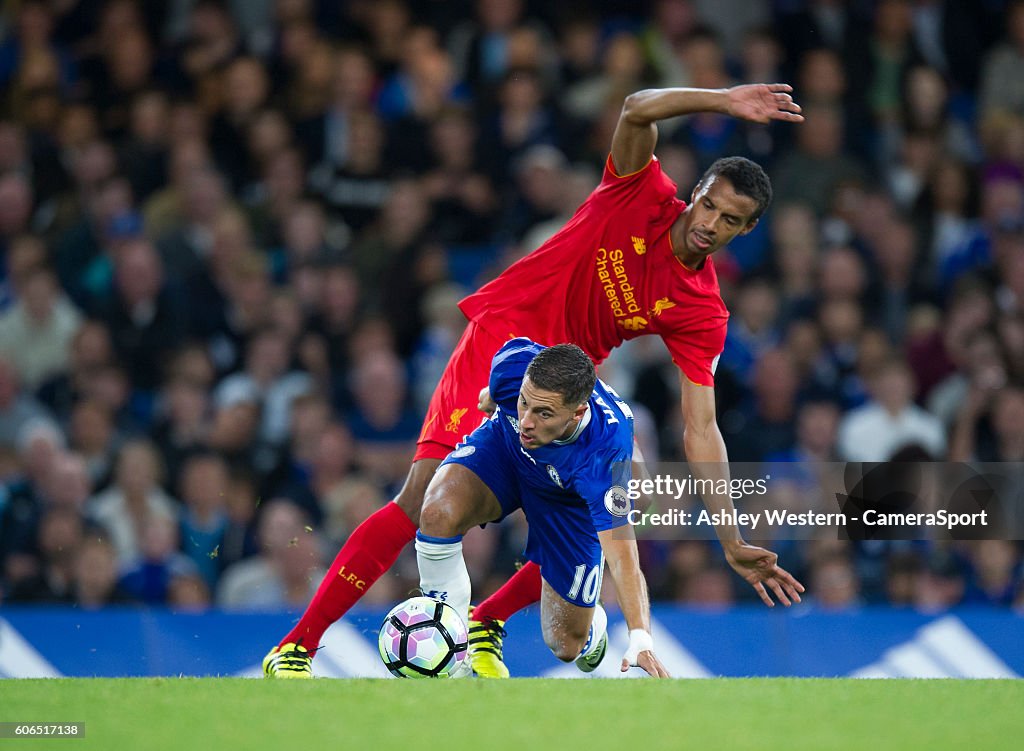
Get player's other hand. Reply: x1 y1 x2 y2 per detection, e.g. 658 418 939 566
725 83 803 125
477 387 496 415
723 542 805 607
622 649 671 678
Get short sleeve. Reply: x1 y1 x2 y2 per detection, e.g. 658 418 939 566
574 448 633 532
593 154 680 211
489 338 544 414
661 321 727 387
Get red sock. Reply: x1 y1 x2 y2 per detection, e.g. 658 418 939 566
472 560 542 623
279 501 416 651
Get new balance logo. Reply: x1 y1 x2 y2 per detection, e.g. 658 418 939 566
618 316 649 331
649 297 676 317
631 236 647 255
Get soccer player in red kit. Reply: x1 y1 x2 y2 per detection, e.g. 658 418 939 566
264 83 805 678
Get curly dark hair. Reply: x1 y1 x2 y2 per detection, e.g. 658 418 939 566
699 156 773 220
525 344 596 407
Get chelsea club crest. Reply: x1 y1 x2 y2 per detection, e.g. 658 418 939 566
547 465 563 488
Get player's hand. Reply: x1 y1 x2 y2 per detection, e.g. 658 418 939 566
622 649 671 678
723 542 805 607
725 83 803 125
477 387 496 415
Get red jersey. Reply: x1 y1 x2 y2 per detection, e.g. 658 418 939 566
459 156 729 386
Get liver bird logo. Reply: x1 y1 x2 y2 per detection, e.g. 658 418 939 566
649 297 677 317
446 408 469 433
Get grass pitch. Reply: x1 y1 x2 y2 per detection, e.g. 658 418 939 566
1 678 1021 751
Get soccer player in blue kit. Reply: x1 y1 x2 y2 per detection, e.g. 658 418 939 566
416 338 670 677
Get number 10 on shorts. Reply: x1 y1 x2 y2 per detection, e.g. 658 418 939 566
567 563 602 604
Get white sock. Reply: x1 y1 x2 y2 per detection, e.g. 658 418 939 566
579 603 608 659
415 531 472 626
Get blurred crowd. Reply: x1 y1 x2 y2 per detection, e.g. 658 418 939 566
0 0 1022 614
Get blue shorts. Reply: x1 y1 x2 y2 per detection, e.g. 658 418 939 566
441 418 604 608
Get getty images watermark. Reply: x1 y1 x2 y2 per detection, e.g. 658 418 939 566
609 462 1024 541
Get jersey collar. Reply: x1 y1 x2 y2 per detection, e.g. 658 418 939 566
553 404 591 445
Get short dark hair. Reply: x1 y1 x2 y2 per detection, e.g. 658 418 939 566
698 156 772 220
525 344 596 407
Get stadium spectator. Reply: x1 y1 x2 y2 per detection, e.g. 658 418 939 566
119 90 171 203
964 540 1022 606
719 278 783 383
167 571 213 612
818 245 869 307
0 265 82 390
188 249 273 376
771 103 867 215
766 398 841 465
0 172 35 250
212 326 313 448
865 216 934 343
5 506 85 604
565 32 654 123
680 565 737 608
216 499 325 610
724 348 799 462
87 439 179 569
769 202 819 325
498 144 569 243
154 166 232 282
950 384 1024 462
310 109 391 235
177 453 231 589
0 233 47 312
0 357 54 449
912 551 967 612
216 466 260 571
346 347 420 491
927 328 1006 429
813 298 869 409
118 515 199 605
837 358 946 461
809 553 862 610
979 1 1024 118
95 239 186 392
4 449 93 585
73 534 137 609
298 46 378 170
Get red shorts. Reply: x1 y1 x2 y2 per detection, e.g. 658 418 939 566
414 320 509 461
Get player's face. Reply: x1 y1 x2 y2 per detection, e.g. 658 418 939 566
681 176 759 260
517 377 587 450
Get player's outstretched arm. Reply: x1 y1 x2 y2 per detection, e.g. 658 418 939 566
597 528 670 678
610 84 803 176
680 376 806 607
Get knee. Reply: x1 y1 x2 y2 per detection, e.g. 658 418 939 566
418 493 462 538
543 630 588 663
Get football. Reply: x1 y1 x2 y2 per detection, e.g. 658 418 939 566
377 596 469 678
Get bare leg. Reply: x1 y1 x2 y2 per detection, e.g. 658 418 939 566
394 458 442 527
539 576 596 662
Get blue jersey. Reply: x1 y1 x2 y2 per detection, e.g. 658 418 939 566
485 338 635 532
441 338 636 606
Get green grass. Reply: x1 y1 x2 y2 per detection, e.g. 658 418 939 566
0 678 1021 751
